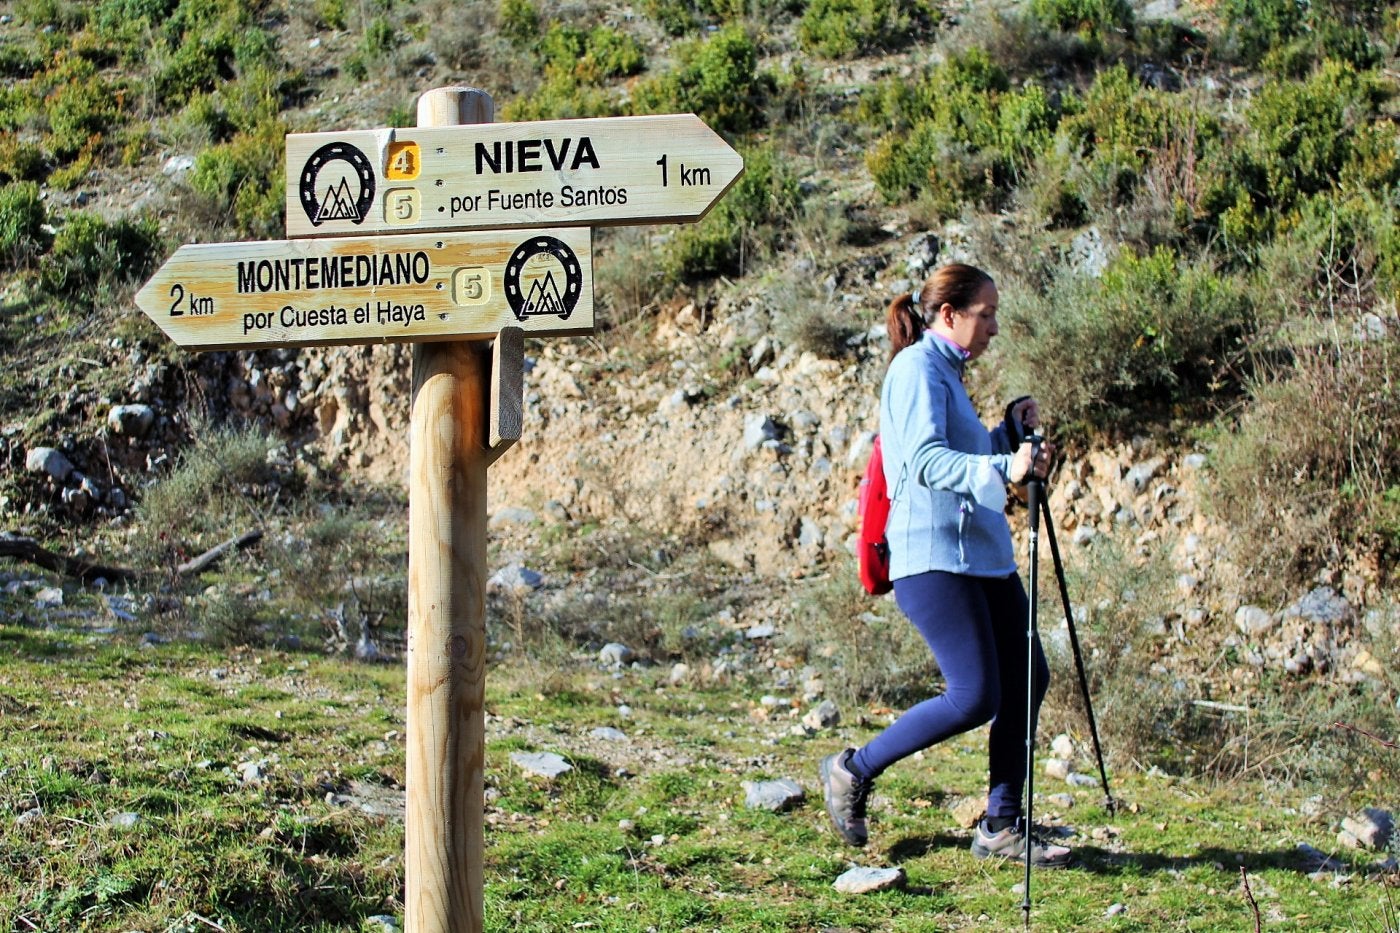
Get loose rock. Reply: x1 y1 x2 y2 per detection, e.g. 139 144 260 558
742 778 805 812
833 865 906 895
511 751 572 779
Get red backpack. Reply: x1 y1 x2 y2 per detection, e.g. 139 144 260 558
857 435 893 595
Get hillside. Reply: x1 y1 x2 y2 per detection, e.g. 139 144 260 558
2 0 1400 928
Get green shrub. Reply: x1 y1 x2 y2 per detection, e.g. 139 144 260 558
14 0 89 29
1197 60 1388 252
154 33 236 104
38 211 162 297
861 44 1009 132
313 0 348 31
499 75 619 121
188 120 285 238
0 82 37 136
1220 0 1384 71
1028 0 1133 36
361 16 397 57
1000 247 1253 430
499 21 643 121
863 49 1056 211
0 181 49 268
498 0 541 42
632 25 775 136
93 0 178 32
579 25 645 79
0 138 48 184
797 0 937 59
641 0 699 36
0 40 44 79
1242 61 1384 207
539 23 645 82
1056 65 1171 173
660 143 801 282
45 59 123 160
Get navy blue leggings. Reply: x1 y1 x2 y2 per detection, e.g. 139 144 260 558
849 570 1049 820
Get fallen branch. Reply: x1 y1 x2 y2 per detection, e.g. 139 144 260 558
0 534 142 584
1334 720 1400 750
176 529 263 576
0 529 263 584
1240 866 1262 932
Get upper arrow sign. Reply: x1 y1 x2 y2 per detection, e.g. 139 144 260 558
284 113 744 238
134 228 593 351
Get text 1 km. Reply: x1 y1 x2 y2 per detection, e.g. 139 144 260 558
655 156 712 187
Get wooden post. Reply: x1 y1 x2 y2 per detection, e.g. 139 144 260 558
405 86 496 933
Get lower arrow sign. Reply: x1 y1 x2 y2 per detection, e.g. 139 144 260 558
134 228 593 350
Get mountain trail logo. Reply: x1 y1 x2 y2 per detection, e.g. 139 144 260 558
504 236 583 322
299 142 376 227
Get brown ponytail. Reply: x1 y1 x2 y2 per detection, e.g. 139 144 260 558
886 293 924 362
887 263 994 363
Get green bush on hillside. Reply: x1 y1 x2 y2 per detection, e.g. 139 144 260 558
1001 247 1252 430
0 40 45 79
539 23 645 83
0 181 49 268
498 0 541 41
641 0 699 36
1198 60 1389 252
14 0 89 29
1220 0 1384 73
864 49 1059 213
45 61 123 161
499 22 643 121
188 120 285 238
797 0 937 59
661 144 801 282
632 25 775 136
1242 61 1387 207
39 211 162 298
154 32 236 104
1029 0 1133 36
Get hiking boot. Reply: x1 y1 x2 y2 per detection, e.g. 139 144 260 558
970 817 1072 868
819 748 872 847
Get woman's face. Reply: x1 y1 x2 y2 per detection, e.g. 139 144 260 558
941 280 1000 360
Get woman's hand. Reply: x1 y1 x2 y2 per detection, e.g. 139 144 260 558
1009 436 1055 485
1008 397 1041 434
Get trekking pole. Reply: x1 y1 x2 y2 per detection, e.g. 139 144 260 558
1021 436 1044 924
1038 493 1116 813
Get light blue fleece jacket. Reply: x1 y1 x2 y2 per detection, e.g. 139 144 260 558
879 332 1019 579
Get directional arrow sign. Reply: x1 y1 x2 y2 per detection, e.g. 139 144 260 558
284 113 744 238
134 228 593 350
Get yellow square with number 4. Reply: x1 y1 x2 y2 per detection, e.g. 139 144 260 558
386 142 421 180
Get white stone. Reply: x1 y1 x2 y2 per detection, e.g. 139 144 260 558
510 751 573 779
1234 605 1275 637
833 866 906 895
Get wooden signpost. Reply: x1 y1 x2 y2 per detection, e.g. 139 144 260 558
136 88 742 933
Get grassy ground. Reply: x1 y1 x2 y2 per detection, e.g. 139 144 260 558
3 618 1396 932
